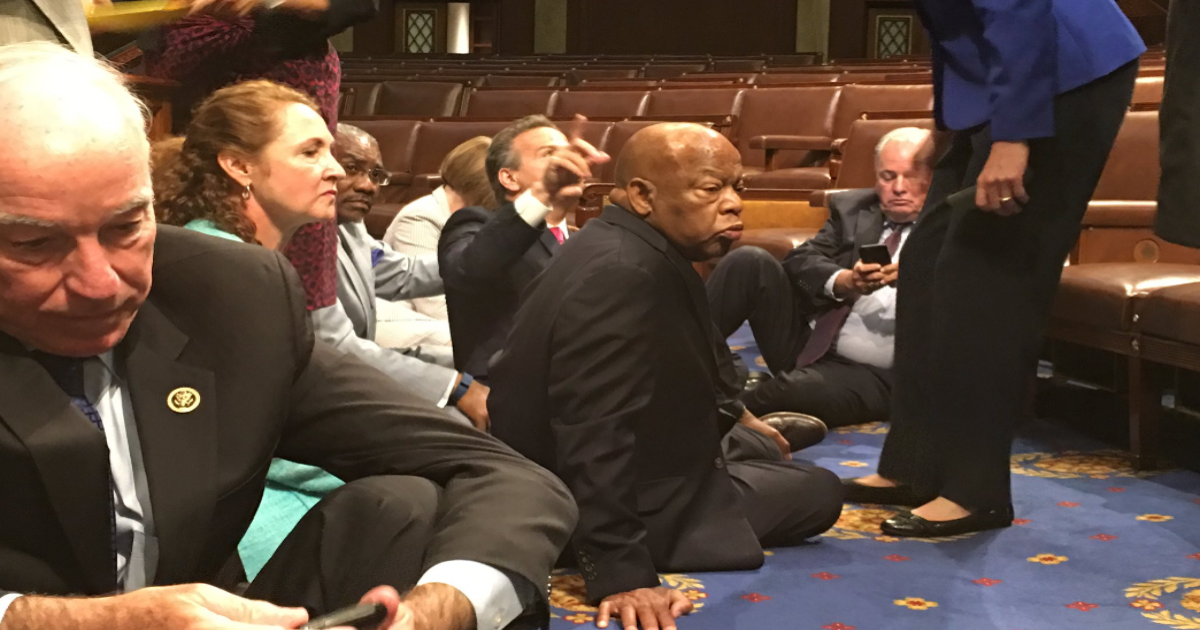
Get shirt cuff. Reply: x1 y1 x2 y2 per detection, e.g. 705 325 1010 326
0 594 22 625
417 561 529 630
513 190 552 227
437 373 458 409
824 271 845 301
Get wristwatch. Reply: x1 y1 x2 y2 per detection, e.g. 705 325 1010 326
449 372 474 405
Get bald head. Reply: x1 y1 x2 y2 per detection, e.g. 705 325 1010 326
0 43 156 357
613 123 745 261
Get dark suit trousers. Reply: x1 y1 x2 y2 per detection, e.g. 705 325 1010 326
877 61 1137 511
244 476 443 615
707 247 892 427
721 424 844 546
1157 0 1200 247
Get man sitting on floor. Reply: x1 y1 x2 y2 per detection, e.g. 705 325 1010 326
0 43 575 630
330 124 490 430
438 115 583 383
489 122 842 630
706 127 935 428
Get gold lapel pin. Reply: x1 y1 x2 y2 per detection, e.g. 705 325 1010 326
167 387 201 414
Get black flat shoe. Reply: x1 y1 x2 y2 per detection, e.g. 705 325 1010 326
760 412 827 451
841 478 932 506
743 371 771 393
880 505 1015 538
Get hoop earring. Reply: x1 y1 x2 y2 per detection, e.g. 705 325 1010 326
242 184 251 200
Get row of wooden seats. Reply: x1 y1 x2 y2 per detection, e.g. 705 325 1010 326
340 82 937 193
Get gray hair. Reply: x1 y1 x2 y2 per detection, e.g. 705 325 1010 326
485 114 557 202
0 42 149 146
874 126 934 166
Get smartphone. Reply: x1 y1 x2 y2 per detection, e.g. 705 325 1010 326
299 603 388 630
859 244 892 266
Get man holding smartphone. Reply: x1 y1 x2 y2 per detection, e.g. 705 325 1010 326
706 127 935 428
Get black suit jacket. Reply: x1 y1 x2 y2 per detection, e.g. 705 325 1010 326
0 227 575 626
439 203 559 380
488 206 762 604
782 188 885 315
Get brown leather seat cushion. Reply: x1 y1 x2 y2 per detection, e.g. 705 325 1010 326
375 81 464 117
743 167 831 190
463 89 557 117
1092 110 1159 201
1052 263 1200 331
1138 281 1200 345
736 86 840 169
552 90 650 118
731 227 820 260
643 88 745 118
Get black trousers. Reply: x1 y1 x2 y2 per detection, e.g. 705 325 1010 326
707 247 892 427
877 61 1138 511
1157 0 1200 247
244 476 445 615
722 424 844 546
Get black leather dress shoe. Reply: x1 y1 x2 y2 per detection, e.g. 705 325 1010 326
743 371 771 393
760 412 827 451
880 505 1015 538
841 478 932 507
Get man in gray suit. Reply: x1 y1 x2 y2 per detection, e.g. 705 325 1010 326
324 124 489 430
706 128 934 428
1 0 93 55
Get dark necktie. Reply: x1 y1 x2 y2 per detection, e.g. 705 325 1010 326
795 223 909 368
32 353 119 581
549 226 565 245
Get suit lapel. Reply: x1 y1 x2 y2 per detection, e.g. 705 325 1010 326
337 227 374 316
116 301 218 585
0 339 116 594
538 228 561 256
853 203 886 258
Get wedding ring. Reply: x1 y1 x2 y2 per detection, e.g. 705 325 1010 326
1000 196 1014 203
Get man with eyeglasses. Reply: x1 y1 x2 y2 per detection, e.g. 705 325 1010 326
326 123 490 431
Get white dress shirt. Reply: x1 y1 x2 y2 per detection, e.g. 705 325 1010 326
0 354 529 630
821 222 912 370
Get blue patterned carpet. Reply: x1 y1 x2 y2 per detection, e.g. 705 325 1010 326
547 327 1200 630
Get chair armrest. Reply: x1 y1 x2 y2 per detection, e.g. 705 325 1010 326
1081 200 1157 228
809 188 852 208
748 135 834 151
388 171 414 186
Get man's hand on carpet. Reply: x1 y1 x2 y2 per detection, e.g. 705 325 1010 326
739 410 792 460
596 587 692 630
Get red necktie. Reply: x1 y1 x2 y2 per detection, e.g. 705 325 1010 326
549 226 565 244
795 224 907 368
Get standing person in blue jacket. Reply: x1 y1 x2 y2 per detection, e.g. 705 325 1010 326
842 0 1144 537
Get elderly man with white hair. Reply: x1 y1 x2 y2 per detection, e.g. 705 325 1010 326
0 42 575 630
706 127 935 430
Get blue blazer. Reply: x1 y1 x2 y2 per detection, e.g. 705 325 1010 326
914 0 1144 141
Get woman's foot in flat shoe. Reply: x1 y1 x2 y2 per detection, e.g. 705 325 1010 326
880 497 1014 538
841 475 931 507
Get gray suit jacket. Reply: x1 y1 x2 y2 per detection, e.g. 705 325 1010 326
383 188 453 321
0 0 91 55
309 221 457 408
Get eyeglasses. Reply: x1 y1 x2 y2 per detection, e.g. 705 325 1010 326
341 162 391 186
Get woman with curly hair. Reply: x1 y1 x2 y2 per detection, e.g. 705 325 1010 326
154 80 341 249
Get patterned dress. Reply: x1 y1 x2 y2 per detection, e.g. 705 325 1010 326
145 14 341 310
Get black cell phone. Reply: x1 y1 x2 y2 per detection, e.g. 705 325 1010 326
859 244 892 266
299 603 388 630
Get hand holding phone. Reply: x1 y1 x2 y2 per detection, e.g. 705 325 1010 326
299 602 388 630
